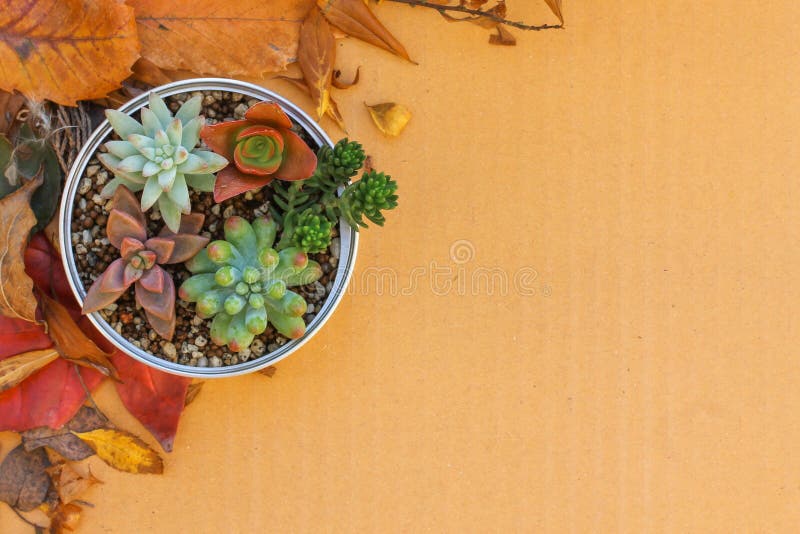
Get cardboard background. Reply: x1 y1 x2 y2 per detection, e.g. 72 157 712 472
4 1 800 531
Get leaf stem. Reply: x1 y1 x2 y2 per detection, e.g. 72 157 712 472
73 364 109 424
381 0 563 31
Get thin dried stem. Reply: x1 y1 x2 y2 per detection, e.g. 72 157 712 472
382 0 563 31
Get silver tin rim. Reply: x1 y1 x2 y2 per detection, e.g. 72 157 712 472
59 78 358 378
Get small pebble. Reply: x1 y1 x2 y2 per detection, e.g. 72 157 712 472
96 170 108 186
197 356 209 367
82 230 92 245
78 178 92 195
222 205 234 218
162 342 177 359
86 165 100 177
210 356 222 367
330 238 340 258
195 335 207 347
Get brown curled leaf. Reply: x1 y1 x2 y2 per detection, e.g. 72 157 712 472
298 6 336 119
0 172 43 322
275 75 348 132
184 381 204 407
0 445 50 512
39 292 119 380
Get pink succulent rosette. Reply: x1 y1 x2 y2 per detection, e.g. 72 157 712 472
200 102 317 202
81 186 209 340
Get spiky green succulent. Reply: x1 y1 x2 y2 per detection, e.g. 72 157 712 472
284 208 333 253
311 138 365 185
99 93 229 232
340 170 398 228
270 139 397 251
179 215 323 352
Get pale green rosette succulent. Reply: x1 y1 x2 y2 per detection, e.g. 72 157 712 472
98 93 229 232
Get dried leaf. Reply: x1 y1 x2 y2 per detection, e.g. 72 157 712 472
111 352 190 452
0 348 59 394
130 0 315 77
0 234 105 433
258 365 278 377
184 381 204 407
489 25 516 46
299 7 336 119
72 428 164 475
0 445 50 512
0 171 43 322
366 102 412 136
332 67 361 90
544 0 564 24
0 0 140 106
40 292 119 380
317 0 413 62
22 406 107 461
46 463 101 504
275 76 347 131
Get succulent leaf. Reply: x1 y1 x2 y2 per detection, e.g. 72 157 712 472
100 93 228 232
200 101 317 202
180 215 322 352
82 186 208 340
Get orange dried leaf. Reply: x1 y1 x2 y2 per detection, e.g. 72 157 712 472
130 58 175 87
0 348 58 394
39 292 119 380
544 0 564 24
298 7 336 119
0 172 42 322
72 428 164 475
366 102 412 136
130 0 315 77
0 0 139 106
317 0 413 62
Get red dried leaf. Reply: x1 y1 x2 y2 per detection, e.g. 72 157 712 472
0 234 106 431
110 352 190 452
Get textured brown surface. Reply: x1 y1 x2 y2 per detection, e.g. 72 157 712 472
4 1 800 531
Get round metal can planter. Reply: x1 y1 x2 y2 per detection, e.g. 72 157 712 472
59 78 358 378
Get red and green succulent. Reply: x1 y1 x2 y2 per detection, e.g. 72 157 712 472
200 102 317 202
81 185 209 340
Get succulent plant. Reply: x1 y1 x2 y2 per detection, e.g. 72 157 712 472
312 138 365 185
179 215 323 351
268 138 397 252
99 93 228 232
282 208 333 253
82 186 210 340
339 170 399 228
199 101 317 202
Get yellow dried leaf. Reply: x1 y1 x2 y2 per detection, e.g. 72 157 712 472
72 429 164 475
366 102 412 136
0 349 58 394
0 0 140 106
